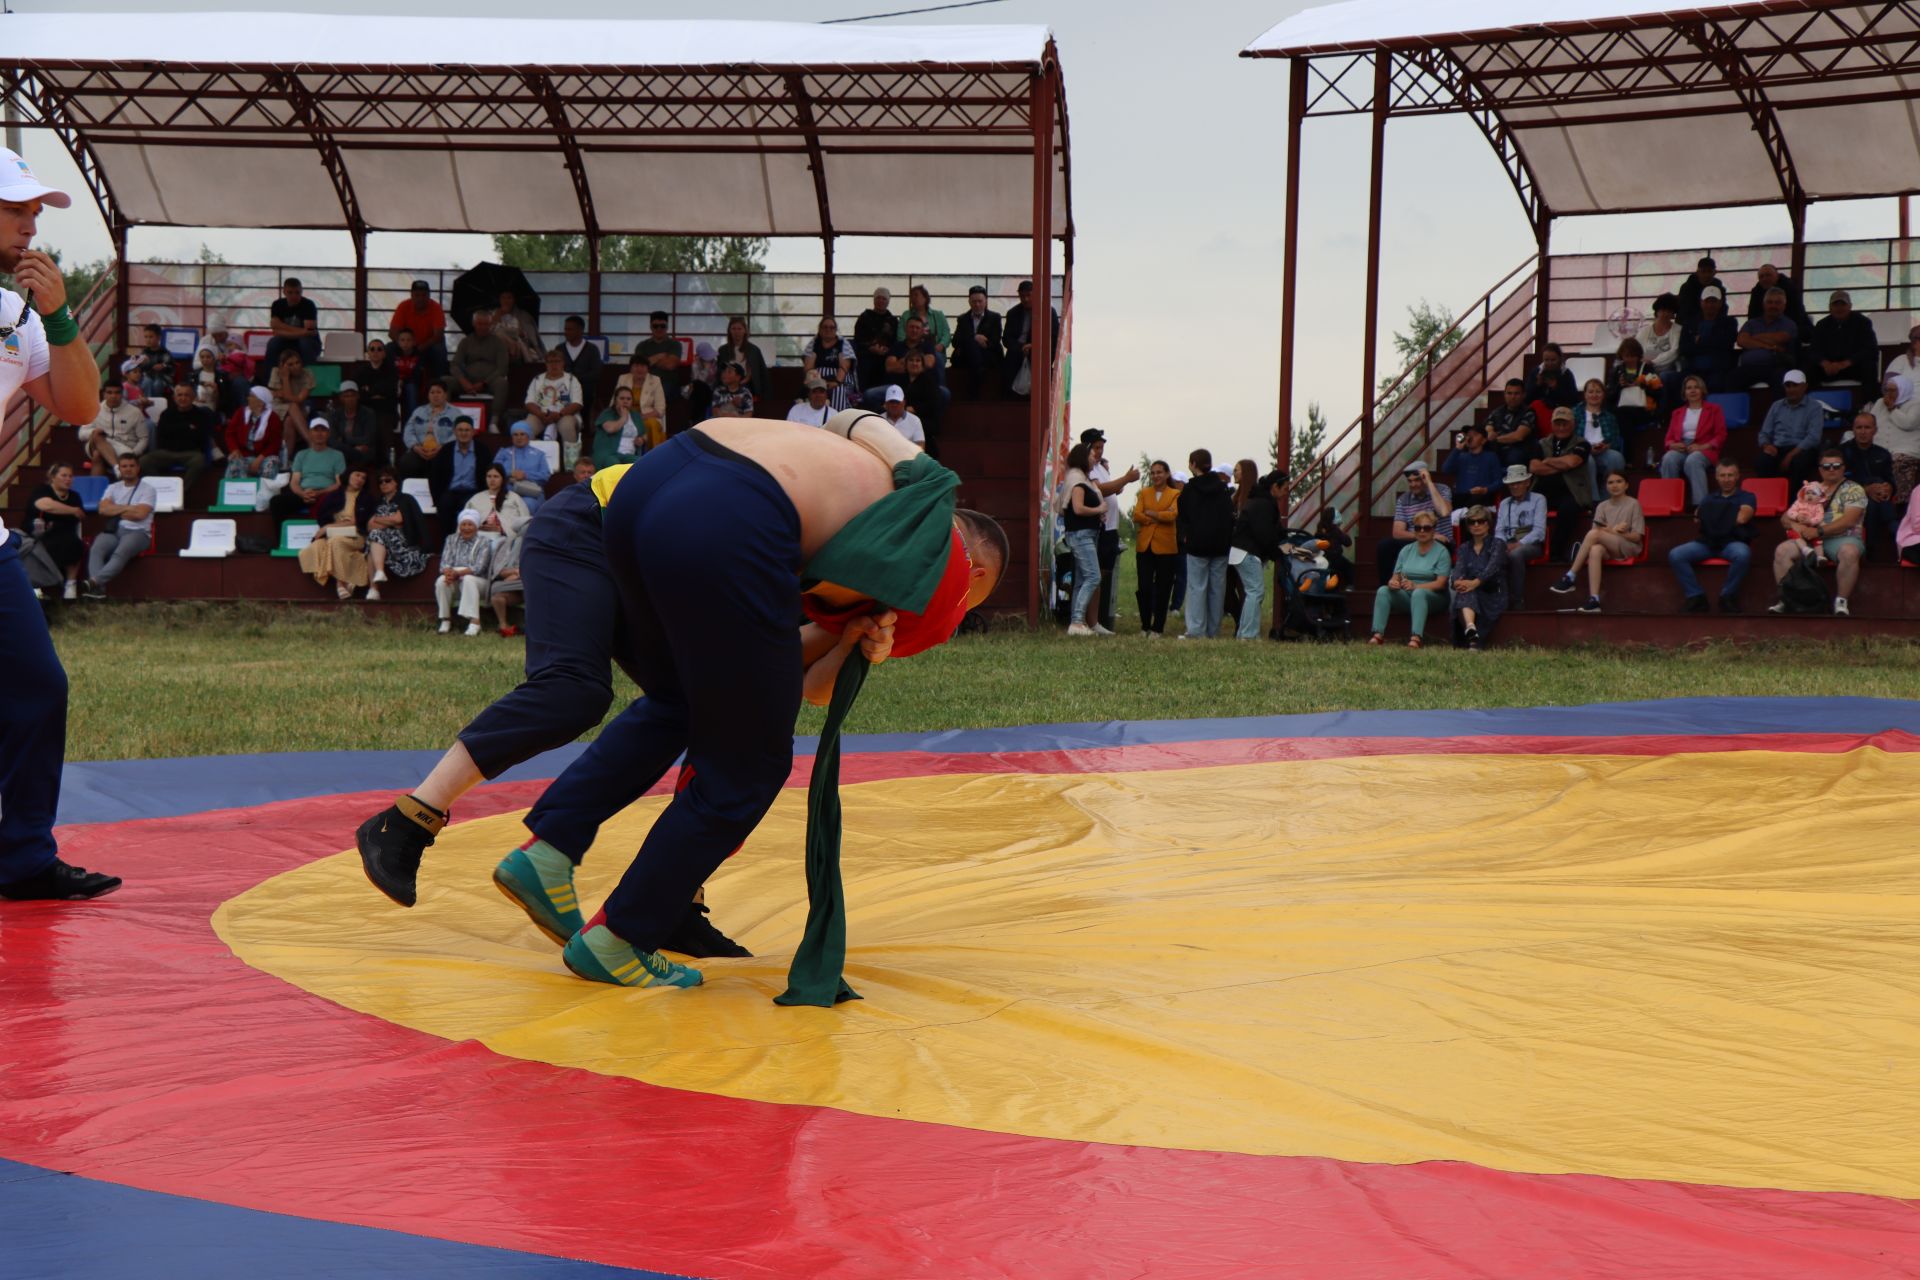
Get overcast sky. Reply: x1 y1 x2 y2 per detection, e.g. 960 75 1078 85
8 0 1908 471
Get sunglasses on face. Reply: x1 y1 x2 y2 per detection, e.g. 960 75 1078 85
1413 525 1437 533
1467 517 1490 526
1820 463 1844 470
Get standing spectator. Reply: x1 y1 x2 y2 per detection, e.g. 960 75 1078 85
264 277 321 371
853 288 897 393
634 311 683 397
1176 448 1234 639
787 374 833 426
1734 287 1799 391
29 462 86 600
1754 368 1825 489
1059 441 1106 637
122 323 173 399
1368 514 1450 648
354 337 402 433
1441 422 1502 509
1869 374 1920 501
1131 459 1180 637
716 317 768 400
269 420 346 526
360 468 430 600
1550 470 1645 613
1002 278 1057 396
1811 290 1878 388
299 464 371 599
1084 429 1139 634
491 288 542 363
1680 287 1738 391
1675 257 1724 326
896 283 952 349
389 279 448 380
522 348 584 452
1524 344 1579 413
1606 336 1663 456
1573 378 1626 495
430 416 492 518
1531 407 1595 556
447 309 510 410
400 381 460 479
1768 449 1866 616
1744 262 1813 334
1841 412 1897 551
1660 375 1728 506
557 316 603 416
497 420 551 512
1375 462 1453 582
435 510 496 636
1493 465 1548 600
146 381 215 493
82 380 149 476
708 363 755 419
879 386 925 445
1635 293 1685 391
1229 469 1287 640
329 380 381 471
952 285 1002 395
81 454 155 599
223 384 281 478
1485 378 1538 468
591 385 643 470
1447 505 1508 650
614 352 668 449
1669 460 1757 612
802 317 858 412
269 349 315 450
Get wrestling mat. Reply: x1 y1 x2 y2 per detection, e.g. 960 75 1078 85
4 698 1918 1278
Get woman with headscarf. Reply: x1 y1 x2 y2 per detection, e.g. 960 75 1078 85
1883 324 1920 385
1870 373 1920 501
224 384 283 477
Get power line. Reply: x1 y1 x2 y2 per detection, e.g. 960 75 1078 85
821 0 1007 24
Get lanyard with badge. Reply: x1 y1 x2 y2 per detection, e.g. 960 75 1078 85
0 291 29 342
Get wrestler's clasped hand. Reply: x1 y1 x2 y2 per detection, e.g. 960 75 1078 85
846 610 897 665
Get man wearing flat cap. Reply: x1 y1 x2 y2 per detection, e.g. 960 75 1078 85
1811 289 1879 389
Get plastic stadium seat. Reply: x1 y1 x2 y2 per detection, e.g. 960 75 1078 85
1637 478 1686 517
1746 477 1790 518
402 477 436 514
1868 311 1910 348
68 476 111 512
145 475 185 513
1810 388 1853 420
179 518 237 558
160 326 199 359
1604 540 1649 568
1566 355 1606 390
1708 392 1751 429
272 520 320 558
320 331 363 363
533 440 561 473
211 478 260 513
244 329 272 358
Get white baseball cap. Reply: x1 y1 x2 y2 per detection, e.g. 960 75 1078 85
0 148 72 209
884 384 905 403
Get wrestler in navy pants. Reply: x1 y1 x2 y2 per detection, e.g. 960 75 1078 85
526 431 802 951
0 532 69 886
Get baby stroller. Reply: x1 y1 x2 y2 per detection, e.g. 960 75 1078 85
1272 528 1351 640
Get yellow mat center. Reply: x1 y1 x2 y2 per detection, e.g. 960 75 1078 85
215 751 1920 1198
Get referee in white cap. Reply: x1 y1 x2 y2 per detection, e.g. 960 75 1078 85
0 147 120 901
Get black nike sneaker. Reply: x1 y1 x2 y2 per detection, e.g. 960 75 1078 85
0 858 123 901
356 795 448 908
657 900 752 958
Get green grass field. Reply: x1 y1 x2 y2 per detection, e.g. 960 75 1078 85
49 598 1920 761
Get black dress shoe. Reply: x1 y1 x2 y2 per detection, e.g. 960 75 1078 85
657 901 752 958
355 798 446 908
1682 595 1709 614
0 858 123 901
1718 596 1742 614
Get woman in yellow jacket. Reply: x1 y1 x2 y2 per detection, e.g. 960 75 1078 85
1131 460 1181 636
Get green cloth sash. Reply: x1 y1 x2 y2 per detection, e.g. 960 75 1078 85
801 453 959 614
775 650 868 1008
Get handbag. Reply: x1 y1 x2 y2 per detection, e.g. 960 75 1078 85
1775 553 1830 614
1010 356 1032 397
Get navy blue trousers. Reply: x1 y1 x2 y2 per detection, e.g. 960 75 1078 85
525 431 802 951
0 533 69 885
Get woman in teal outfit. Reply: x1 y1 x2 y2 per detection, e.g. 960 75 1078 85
1368 514 1452 648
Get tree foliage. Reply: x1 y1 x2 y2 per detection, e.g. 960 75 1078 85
491 234 769 274
1276 399 1330 496
1376 299 1464 414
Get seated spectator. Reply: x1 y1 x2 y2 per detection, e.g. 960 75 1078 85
1755 368 1825 489
708 362 755 419
330 380 381 471
389 279 449 380
802 317 858 411
557 315 602 415
299 464 372 599
1530 406 1594 555
897 283 952 350
1811 289 1878 388
1680 287 1737 391
1229 468 1287 641
491 288 542 364
121 324 172 399
614 353 668 449
571 455 596 484
1485 378 1538 468
1375 461 1453 582
1885 324 1920 384
1447 505 1507 650
1768 449 1866 616
1441 422 1502 508
269 349 315 449
1660 375 1727 506
1842 412 1897 551
436 509 496 637
1898 491 1920 567
1634 293 1684 392
1606 336 1662 447
952 285 1002 394
354 337 402 431
523 347 584 451
496 421 551 512
1745 262 1813 334
901 347 946 448
1368 513 1450 649
81 454 156 600
591 386 643 470
867 315 947 411
634 311 683 397
223 384 282 479
360 468 430 600
82 381 149 476
787 374 833 426
1002 278 1057 395
1492 465 1548 597
29 462 86 600
1734 287 1798 391
191 346 238 416
853 288 896 393
269 420 346 526
1524 343 1579 413
1869 374 1920 501
1573 377 1625 495
203 319 253 383
147 382 217 493
471 463 529 636
1177 449 1235 639
1669 460 1757 613
400 382 460 480
1675 257 1724 326
430 416 492 518
1550 470 1644 613
879 386 925 444
447 309 510 409
264 277 321 371
716 316 768 399
1060 441 1107 637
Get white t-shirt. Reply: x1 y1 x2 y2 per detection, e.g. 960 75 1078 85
104 479 158 535
787 400 832 427
528 373 582 415
1089 460 1121 532
1681 406 1702 443
0 291 51 540
885 410 925 444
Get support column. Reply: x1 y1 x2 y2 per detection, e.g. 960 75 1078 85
1788 195 1808 288
112 215 130 353
351 226 368 337
1275 56 1307 471
1357 53 1389 518
822 234 836 319
1028 63 1057 627
587 234 602 333
1532 207 1554 356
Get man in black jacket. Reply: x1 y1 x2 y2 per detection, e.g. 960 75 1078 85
1485 378 1539 469
1842 411 1898 552
428 416 493 522
952 285 1003 396
1744 262 1814 336
1675 257 1724 326
1002 279 1059 396
852 288 896 395
1811 290 1880 389
1175 448 1234 639
144 381 217 493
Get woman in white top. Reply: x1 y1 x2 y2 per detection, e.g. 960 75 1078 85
1635 292 1684 378
470 462 531 635
1883 324 1920 385
1869 373 1920 501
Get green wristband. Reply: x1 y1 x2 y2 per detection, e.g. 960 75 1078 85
41 304 80 346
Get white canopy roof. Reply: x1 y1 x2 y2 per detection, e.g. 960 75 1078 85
0 14 1070 240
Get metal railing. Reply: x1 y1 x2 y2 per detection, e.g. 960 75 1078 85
0 272 117 504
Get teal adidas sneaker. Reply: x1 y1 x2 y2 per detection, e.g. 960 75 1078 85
492 841 584 947
562 913 703 989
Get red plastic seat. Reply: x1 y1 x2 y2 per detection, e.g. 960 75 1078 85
1746 477 1790 518
1637 478 1686 518
1604 538 1650 567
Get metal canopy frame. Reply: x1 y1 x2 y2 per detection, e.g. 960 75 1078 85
1245 1 1920 476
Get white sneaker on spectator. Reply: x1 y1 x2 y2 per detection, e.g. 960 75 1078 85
1092 623 1114 636
372 569 389 584
62 580 77 600
438 619 451 634
1767 600 1786 614
365 586 381 602
1066 623 1095 636
465 621 482 637
1834 597 1851 617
